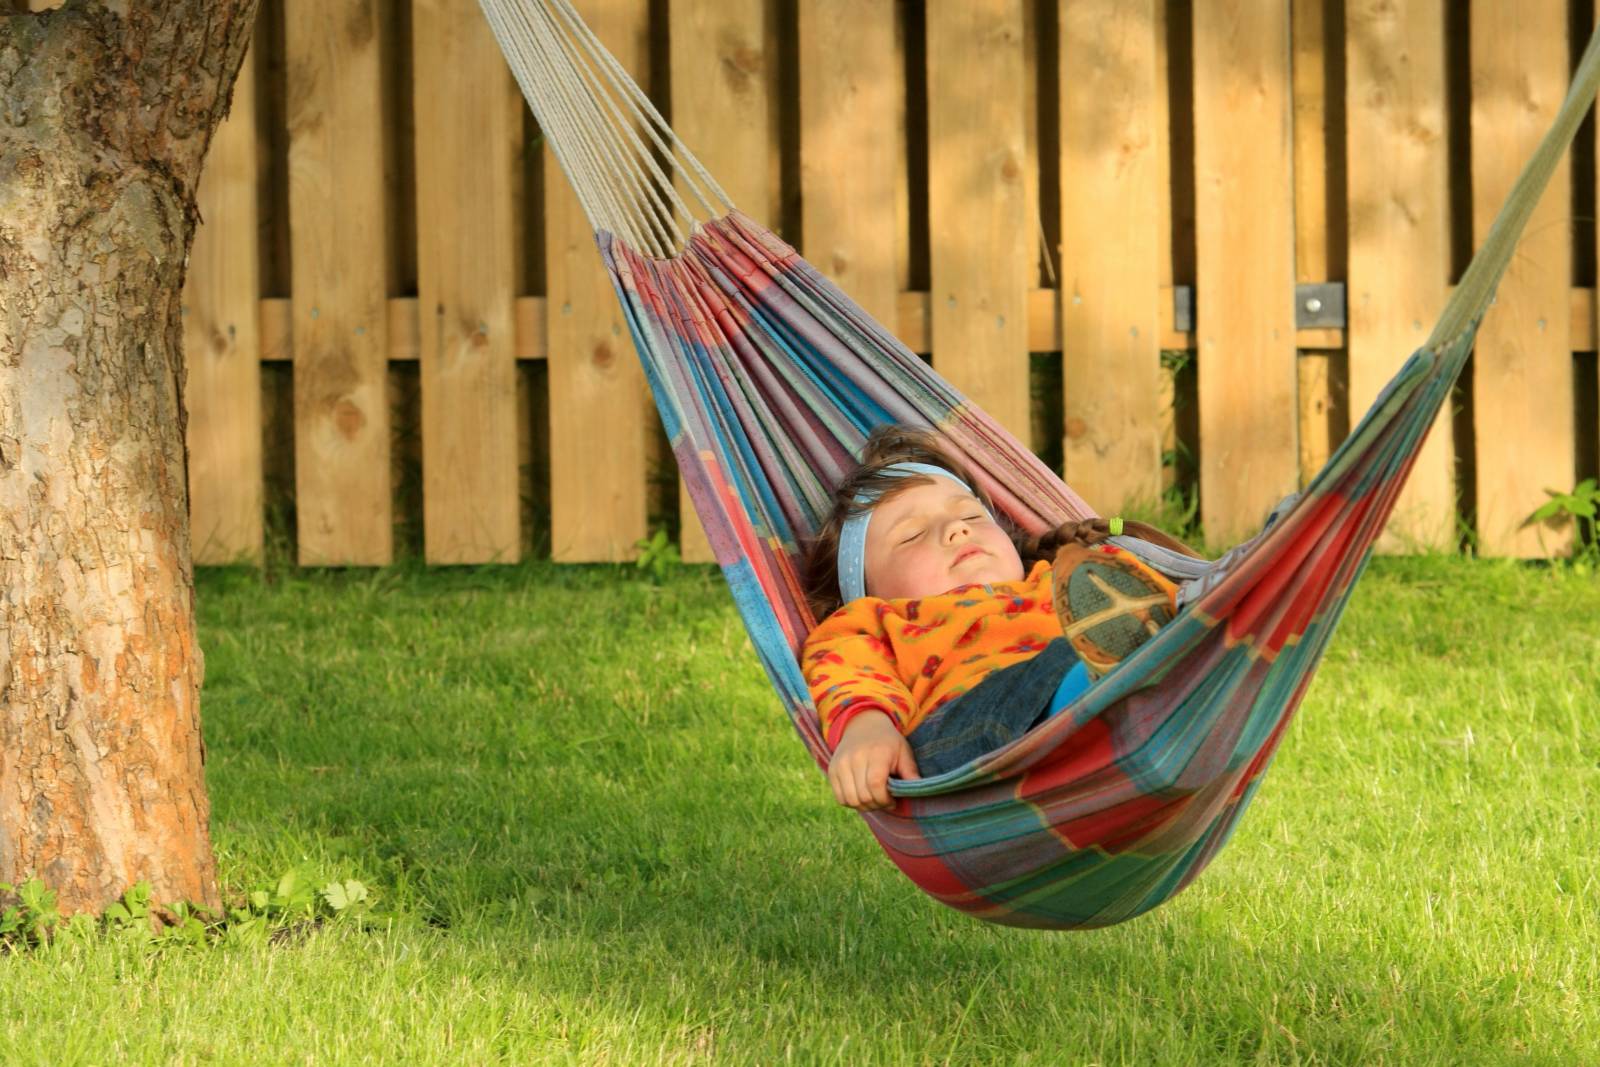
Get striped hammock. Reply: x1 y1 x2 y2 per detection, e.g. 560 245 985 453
479 0 1600 929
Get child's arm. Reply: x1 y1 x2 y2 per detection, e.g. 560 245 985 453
803 606 913 747
828 710 919 811
802 604 922 811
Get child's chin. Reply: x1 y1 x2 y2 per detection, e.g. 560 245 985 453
948 565 1020 590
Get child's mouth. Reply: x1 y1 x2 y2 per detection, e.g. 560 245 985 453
953 547 985 566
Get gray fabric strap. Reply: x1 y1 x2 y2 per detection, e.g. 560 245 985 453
1109 537 1214 584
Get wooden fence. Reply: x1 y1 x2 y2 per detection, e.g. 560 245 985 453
181 0 1600 567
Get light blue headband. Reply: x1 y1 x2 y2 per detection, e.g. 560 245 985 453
837 462 990 603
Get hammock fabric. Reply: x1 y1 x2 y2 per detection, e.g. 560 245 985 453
480 0 1600 928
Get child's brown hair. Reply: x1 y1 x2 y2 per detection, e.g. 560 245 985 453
801 424 1201 622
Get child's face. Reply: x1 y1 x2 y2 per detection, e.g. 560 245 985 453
862 479 1025 600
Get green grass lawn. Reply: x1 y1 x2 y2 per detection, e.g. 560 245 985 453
2 555 1597 1065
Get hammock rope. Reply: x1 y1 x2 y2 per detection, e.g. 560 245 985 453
479 0 730 253
479 0 1600 929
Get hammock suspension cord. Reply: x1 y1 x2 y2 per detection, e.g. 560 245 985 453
479 0 730 254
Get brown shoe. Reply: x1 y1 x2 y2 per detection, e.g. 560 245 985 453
1051 543 1179 678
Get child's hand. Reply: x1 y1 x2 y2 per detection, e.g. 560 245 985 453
828 711 919 812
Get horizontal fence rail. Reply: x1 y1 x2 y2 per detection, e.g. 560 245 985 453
182 0 1600 567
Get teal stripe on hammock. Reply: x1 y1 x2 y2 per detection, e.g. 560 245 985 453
1118 651 1265 794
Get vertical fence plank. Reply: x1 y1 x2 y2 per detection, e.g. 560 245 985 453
1059 0 1162 515
1192 1 1298 545
670 1 775 233
798 0 900 328
1470 1 1573 557
285 0 392 565
544 0 653 562
1293 0 1332 289
1346 0 1453 550
184 44 263 565
926 0 1032 439
1293 0 1337 489
669 0 774 563
413 0 521 564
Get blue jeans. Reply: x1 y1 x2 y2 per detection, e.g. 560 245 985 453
905 639 1091 777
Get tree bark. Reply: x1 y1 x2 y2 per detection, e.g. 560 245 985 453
0 0 258 914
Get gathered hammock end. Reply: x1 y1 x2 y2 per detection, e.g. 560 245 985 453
477 0 1600 930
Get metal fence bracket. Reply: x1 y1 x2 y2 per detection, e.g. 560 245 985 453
1169 282 1347 334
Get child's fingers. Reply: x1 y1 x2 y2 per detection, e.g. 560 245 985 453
854 761 879 810
830 750 902 811
849 768 870 810
853 759 883 811
896 742 920 781
860 759 892 810
833 761 861 809
841 758 869 810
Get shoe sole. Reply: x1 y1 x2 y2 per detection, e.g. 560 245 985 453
1054 548 1176 676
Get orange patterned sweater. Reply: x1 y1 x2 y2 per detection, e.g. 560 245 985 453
802 560 1061 748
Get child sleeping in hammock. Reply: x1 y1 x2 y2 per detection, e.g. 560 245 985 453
801 426 1198 811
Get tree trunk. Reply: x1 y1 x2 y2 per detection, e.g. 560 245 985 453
0 0 258 914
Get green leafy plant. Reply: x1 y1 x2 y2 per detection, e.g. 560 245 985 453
0 878 60 950
1 870 374 955
633 527 681 583
230 870 374 944
321 879 371 916
106 885 211 950
103 880 157 941
1524 478 1599 560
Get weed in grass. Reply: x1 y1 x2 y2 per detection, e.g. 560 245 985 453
0 870 375 956
1523 478 1600 563
633 527 681 584
0 878 58 950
